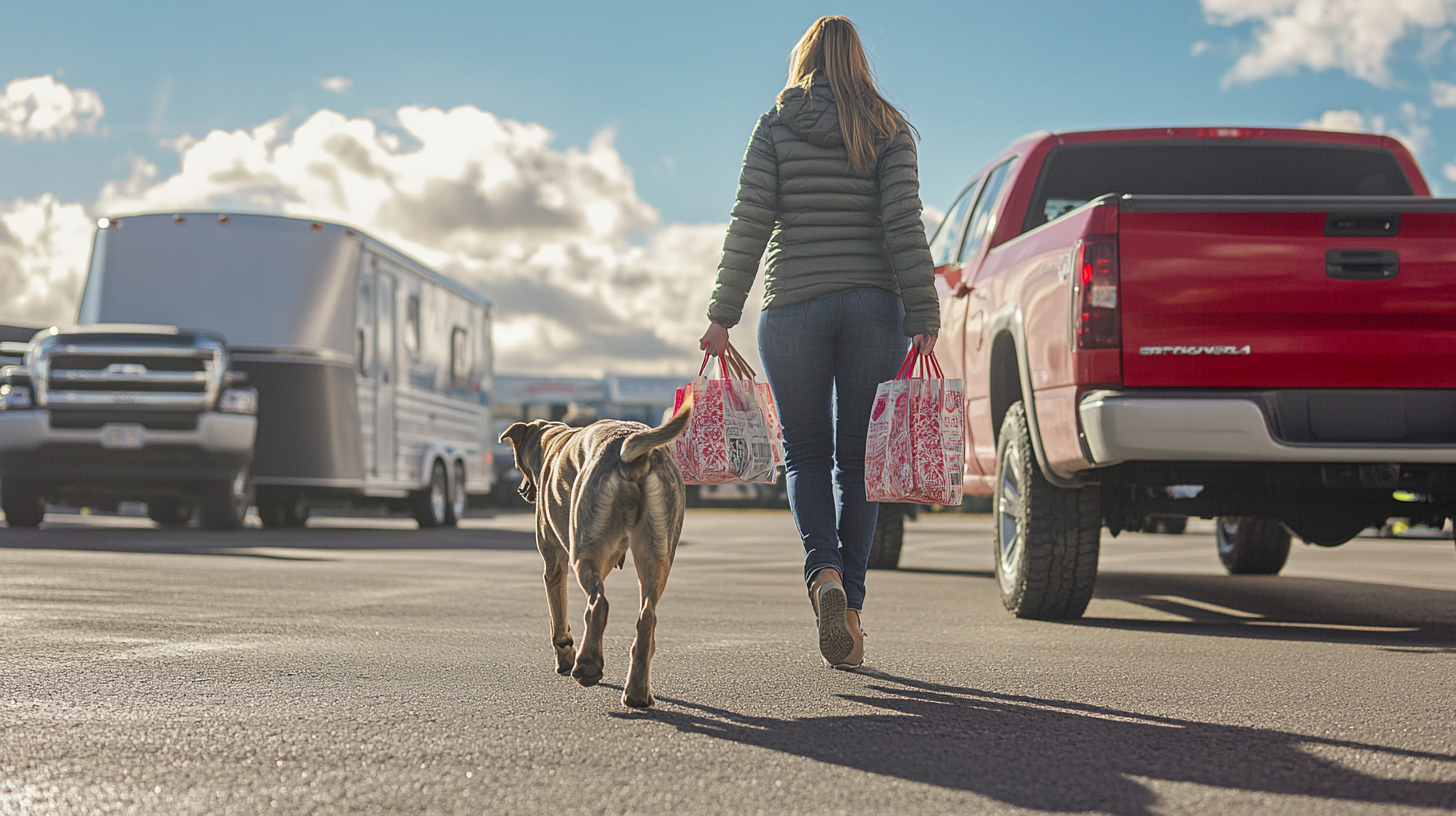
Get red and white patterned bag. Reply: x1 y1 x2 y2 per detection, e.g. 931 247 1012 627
865 350 965 506
672 344 785 485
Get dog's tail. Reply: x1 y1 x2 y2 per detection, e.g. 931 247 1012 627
620 393 693 465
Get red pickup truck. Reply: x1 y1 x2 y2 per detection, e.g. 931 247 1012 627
926 126 1456 619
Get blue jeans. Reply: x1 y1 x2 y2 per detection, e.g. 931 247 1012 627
758 288 909 611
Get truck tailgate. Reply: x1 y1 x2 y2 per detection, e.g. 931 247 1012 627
1118 196 1456 388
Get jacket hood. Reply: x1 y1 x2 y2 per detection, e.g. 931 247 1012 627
777 76 842 148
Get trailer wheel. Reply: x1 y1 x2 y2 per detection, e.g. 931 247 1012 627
257 491 309 528
1215 517 1290 575
148 498 193 527
1 479 45 528
867 504 905 570
413 460 449 528
444 460 467 526
199 468 250 530
993 402 1101 620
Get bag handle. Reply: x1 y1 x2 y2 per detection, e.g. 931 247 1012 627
895 348 945 381
700 342 758 381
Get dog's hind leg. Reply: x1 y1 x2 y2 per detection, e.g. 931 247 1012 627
539 535 576 675
622 468 683 709
622 549 669 709
570 560 611 687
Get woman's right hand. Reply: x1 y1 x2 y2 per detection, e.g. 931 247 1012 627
699 322 730 357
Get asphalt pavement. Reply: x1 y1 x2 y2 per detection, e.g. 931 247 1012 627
2 509 1455 815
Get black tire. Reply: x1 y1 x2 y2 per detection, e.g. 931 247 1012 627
1 479 45 528
257 490 309 528
1215 516 1290 575
444 460 466 526
148 498 193 527
867 504 906 570
413 460 449 528
993 402 1101 620
1147 515 1188 535
199 469 250 530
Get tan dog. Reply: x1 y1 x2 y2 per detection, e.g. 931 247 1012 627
499 399 692 708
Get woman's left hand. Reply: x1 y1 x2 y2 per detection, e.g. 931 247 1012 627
700 322 730 357
913 334 937 355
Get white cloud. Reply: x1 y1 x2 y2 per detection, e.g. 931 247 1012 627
1433 78 1456 105
921 203 945 238
1301 108 1370 131
0 194 94 325
321 77 352 94
1202 0 1456 86
0 75 104 141
1300 102 1433 156
85 104 732 377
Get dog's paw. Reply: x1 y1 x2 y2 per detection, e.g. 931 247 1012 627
622 690 655 709
572 661 604 687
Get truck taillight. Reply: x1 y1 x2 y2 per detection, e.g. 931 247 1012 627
1072 236 1119 349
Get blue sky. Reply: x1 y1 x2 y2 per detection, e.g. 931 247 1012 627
2 0 1454 374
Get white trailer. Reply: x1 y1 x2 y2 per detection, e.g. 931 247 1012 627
79 212 495 527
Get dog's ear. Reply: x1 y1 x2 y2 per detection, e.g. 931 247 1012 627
499 422 529 445
499 421 541 504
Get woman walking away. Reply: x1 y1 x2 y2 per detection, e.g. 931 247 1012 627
700 16 939 669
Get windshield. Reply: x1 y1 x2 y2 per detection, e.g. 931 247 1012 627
1024 142 1413 232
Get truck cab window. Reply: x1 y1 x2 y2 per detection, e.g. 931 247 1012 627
928 178 981 266
958 158 1018 263
451 327 470 386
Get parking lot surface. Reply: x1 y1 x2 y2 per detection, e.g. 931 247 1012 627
2 509 1454 814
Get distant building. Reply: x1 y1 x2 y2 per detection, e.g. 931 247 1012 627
492 374 686 427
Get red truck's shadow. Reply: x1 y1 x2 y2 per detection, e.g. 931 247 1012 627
1083 571 1456 648
623 671 1456 814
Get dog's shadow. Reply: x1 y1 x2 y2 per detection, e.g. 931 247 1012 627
611 670 1456 814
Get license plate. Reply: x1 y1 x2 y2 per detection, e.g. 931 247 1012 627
100 423 144 450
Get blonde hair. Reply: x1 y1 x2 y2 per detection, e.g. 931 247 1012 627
778 16 914 172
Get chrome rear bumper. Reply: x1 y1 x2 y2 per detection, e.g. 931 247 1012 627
1079 391 1456 465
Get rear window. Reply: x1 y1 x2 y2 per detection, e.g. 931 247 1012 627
1024 142 1413 233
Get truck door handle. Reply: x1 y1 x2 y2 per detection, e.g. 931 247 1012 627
1326 249 1398 280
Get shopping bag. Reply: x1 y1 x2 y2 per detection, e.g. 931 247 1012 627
672 343 784 484
865 349 965 505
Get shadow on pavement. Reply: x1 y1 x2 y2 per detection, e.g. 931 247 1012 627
893 567 994 578
630 671 1456 814
0 525 537 556
1082 572 1456 648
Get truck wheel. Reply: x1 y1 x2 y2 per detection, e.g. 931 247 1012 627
993 402 1101 620
257 491 309 528
1215 517 1290 575
867 504 905 570
148 498 193 527
2 479 45 528
199 469 250 530
413 460 449 528
444 461 467 526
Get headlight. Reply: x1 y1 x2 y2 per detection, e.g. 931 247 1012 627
0 384 32 411
217 387 258 415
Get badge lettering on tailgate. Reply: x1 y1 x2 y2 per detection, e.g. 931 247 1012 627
1139 346 1251 356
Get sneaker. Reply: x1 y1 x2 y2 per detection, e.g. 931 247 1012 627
813 580 854 666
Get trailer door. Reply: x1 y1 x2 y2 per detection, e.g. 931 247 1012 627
374 265 397 479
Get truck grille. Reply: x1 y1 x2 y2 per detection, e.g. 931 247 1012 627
35 334 226 411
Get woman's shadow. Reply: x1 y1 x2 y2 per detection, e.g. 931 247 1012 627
618 669 1456 814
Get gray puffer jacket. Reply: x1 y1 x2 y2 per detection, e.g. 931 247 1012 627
707 76 940 337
